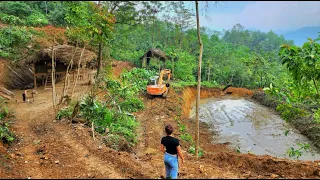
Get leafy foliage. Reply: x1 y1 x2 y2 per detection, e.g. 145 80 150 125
188 145 203 157
276 104 309 122
0 26 32 60
56 106 73 120
0 97 15 144
71 68 153 150
286 143 310 159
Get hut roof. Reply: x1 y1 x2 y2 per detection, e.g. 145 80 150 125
140 49 168 61
20 44 97 66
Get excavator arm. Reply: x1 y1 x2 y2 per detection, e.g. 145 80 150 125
158 69 171 85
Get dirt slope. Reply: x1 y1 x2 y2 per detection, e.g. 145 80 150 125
1 60 320 179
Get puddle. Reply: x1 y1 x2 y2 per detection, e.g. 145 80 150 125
190 97 320 160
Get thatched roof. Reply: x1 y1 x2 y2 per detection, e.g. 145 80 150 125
20 44 97 66
140 49 168 61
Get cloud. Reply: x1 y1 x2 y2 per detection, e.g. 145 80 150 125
199 1 320 31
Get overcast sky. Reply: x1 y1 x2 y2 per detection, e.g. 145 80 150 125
182 1 320 33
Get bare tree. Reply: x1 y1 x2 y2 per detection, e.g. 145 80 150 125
194 0 203 158
194 1 221 158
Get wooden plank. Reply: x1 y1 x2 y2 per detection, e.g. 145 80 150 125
33 63 37 89
0 91 12 100
0 86 14 96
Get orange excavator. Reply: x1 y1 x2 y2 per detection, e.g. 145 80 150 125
146 69 171 98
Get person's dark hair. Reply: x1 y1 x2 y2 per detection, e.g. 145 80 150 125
165 124 173 135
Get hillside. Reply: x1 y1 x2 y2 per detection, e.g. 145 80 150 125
282 26 320 46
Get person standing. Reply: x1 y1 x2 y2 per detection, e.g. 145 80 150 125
160 124 185 179
22 89 27 102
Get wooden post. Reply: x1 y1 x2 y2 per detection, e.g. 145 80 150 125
195 0 203 158
33 63 37 89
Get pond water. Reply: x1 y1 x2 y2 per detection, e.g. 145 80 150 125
190 97 320 161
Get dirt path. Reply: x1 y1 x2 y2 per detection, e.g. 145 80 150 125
1 61 320 179
0 62 156 179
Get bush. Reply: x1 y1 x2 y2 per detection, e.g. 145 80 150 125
0 2 32 18
188 145 204 157
202 81 220 88
0 13 25 25
56 106 73 120
180 133 193 143
0 121 15 143
313 108 320 123
276 104 309 122
26 11 49 26
0 26 32 60
119 97 144 112
0 97 15 143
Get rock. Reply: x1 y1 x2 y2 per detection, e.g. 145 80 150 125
105 128 109 133
243 172 251 178
25 161 28 164
98 145 102 149
55 160 59 164
270 174 279 178
40 156 49 160
198 165 204 173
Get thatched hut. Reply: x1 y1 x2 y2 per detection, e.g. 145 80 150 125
140 49 168 68
20 44 97 89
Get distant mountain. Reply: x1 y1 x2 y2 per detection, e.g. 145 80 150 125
281 26 320 46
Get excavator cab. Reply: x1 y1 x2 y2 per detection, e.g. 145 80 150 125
147 76 159 86
146 69 171 98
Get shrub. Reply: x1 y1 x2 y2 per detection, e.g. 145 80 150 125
276 104 309 122
0 26 32 60
180 133 193 143
56 106 73 120
119 97 144 112
0 97 15 143
0 13 25 25
0 121 15 143
313 108 320 123
0 2 32 18
188 145 204 157
26 11 49 26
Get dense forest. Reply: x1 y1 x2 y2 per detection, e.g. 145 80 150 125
1 1 297 88
1 1 320 156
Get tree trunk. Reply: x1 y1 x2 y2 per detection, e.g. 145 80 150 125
195 0 203 158
96 40 103 78
71 45 86 97
51 35 57 110
45 1 48 15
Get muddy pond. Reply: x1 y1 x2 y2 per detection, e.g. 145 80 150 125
190 96 320 161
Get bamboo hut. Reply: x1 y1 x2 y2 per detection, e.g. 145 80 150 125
140 49 168 68
20 44 97 89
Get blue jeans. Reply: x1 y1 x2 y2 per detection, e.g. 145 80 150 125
164 152 178 179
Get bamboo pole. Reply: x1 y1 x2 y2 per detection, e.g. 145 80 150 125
71 45 86 97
